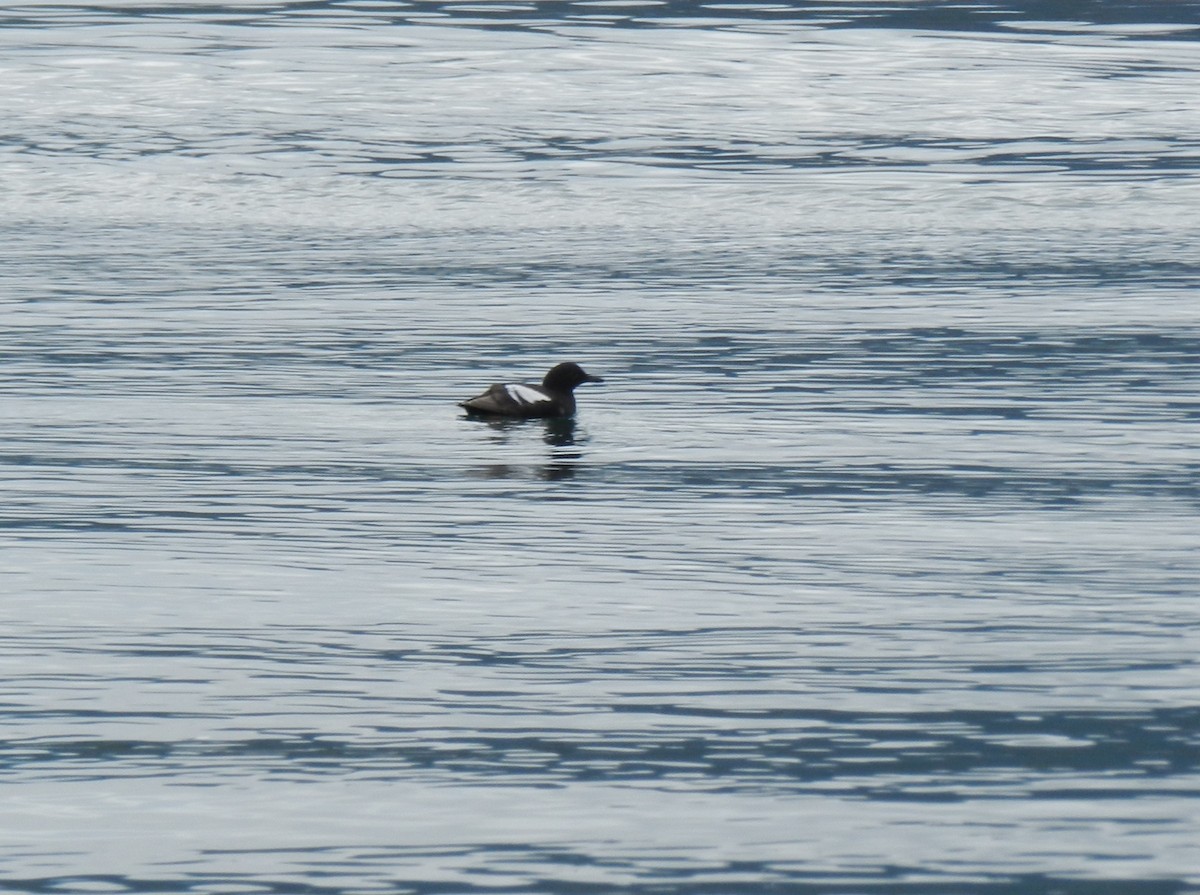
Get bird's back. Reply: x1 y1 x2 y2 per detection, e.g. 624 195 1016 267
460 382 564 417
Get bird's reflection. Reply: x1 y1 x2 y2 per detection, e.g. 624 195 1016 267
541 417 578 448
469 416 584 481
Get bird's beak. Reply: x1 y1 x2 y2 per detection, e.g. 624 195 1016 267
586 374 605 384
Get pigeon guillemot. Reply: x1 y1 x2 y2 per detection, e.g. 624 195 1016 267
459 362 604 418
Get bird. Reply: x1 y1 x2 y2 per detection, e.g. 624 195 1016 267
459 362 604 418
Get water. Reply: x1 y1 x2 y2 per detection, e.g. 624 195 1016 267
2 1 1199 892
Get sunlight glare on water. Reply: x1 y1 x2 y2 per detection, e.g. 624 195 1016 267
2 1 1199 892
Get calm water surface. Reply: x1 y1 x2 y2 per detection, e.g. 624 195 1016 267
2 1 1199 892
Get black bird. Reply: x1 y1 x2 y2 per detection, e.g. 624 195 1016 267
459 362 604 418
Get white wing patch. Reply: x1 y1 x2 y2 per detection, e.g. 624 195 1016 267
506 384 550 406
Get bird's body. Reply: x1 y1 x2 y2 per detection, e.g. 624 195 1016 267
459 362 603 418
